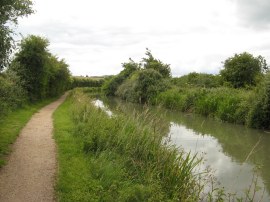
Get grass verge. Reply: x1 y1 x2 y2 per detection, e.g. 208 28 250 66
0 97 59 167
53 96 95 201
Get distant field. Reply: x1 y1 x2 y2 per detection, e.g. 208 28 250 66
73 76 109 80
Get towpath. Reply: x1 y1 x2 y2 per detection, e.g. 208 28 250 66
0 94 67 202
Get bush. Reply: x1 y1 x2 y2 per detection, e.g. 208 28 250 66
248 73 270 129
11 35 50 101
0 72 26 117
116 72 139 102
10 35 71 101
172 72 222 88
116 69 169 103
102 59 139 96
105 50 171 103
142 49 171 78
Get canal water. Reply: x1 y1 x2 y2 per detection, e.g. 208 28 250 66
94 97 270 201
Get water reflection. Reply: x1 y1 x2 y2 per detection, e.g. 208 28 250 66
92 99 113 117
170 124 266 199
99 97 270 201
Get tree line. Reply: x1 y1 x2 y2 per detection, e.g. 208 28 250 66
0 1 71 117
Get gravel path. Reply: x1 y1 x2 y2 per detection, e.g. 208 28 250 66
0 94 67 202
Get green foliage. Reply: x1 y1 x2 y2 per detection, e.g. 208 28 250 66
104 50 171 103
157 87 253 124
102 59 139 96
142 49 171 78
47 56 71 97
54 90 204 201
172 72 222 88
248 73 270 129
135 69 168 103
116 69 169 103
0 71 26 117
220 52 268 88
11 35 50 101
115 72 139 102
11 35 71 101
0 0 34 71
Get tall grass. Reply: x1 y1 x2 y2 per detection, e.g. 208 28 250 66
55 89 263 201
69 90 203 201
156 87 254 125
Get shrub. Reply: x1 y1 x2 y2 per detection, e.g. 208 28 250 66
248 73 270 129
102 59 139 96
116 69 169 103
10 35 71 101
142 49 171 78
11 35 50 101
0 71 26 117
172 72 222 88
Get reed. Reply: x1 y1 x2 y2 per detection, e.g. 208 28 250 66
54 89 260 201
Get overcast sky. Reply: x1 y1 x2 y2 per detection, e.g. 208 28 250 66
17 0 270 76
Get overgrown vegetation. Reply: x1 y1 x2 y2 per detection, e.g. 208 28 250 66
0 1 71 116
0 35 71 118
55 89 238 201
104 50 170 103
0 71 26 117
102 59 139 96
103 50 270 129
10 35 71 101
54 89 261 201
156 87 254 125
247 72 270 129
171 72 222 88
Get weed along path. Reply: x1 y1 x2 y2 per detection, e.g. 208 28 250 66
0 93 67 202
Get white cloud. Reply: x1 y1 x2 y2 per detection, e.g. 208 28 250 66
16 0 270 76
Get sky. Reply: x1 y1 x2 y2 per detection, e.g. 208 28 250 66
17 0 270 77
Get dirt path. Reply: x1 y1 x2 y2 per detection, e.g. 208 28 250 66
0 94 67 202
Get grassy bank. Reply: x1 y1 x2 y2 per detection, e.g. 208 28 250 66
54 90 210 201
0 97 58 167
54 89 256 201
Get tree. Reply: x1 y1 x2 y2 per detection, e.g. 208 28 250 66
135 69 168 103
142 49 171 78
220 52 268 88
11 35 50 101
0 0 33 71
47 56 71 96
102 58 140 96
